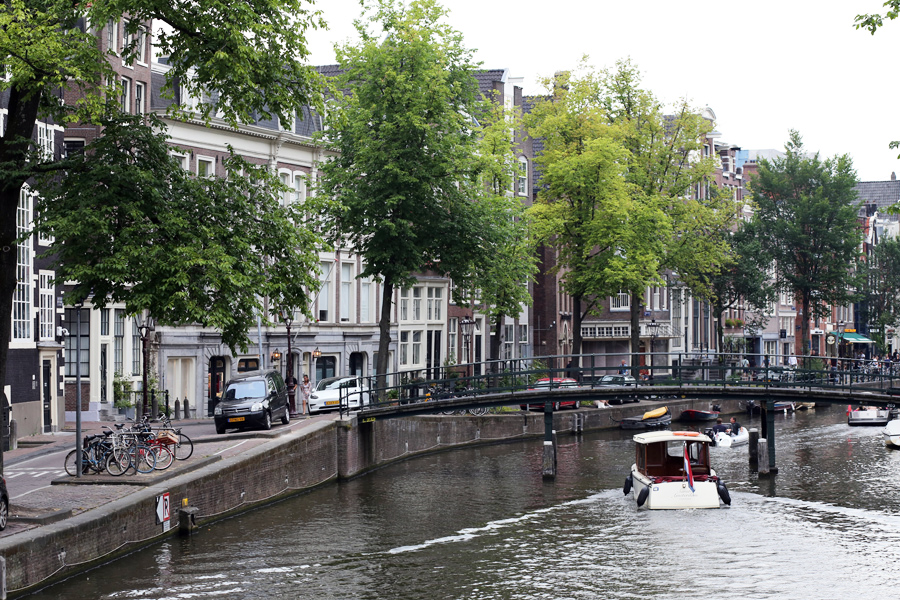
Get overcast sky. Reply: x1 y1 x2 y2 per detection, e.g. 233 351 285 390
305 0 900 182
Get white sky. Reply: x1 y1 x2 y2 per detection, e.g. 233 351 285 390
305 0 900 182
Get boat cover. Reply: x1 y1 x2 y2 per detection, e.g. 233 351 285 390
642 406 669 420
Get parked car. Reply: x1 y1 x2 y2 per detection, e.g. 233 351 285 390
215 369 291 434
521 377 581 411
597 374 638 404
309 376 370 414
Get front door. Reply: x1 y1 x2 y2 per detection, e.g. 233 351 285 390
42 360 52 433
208 357 227 416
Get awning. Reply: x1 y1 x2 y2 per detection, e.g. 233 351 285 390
840 332 875 344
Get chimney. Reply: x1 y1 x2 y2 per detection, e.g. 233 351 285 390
892 172 897 181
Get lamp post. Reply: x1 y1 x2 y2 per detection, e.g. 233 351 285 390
280 309 297 416
137 311 155 421
459 316 476 380
74 298 84 478
647 319 660 380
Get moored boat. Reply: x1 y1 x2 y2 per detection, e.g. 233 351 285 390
623 430 730 510
710 426 749 448
883 420 900 448
848 406 890 426
679 407 720 422
620 406 672 430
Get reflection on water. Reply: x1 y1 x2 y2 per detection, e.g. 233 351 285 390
25 408 900 599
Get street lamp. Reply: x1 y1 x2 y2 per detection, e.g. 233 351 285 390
647 319 660 379
312 346 322 359
270 348 282 363
459 316 476 379
137 311 155 421
279 309 298 416
74 298 84 478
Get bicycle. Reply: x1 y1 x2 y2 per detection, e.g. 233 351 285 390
64 429 116 476
156 414 193 460
105 430 157 476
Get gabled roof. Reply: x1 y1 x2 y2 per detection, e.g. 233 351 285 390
855 180 900 221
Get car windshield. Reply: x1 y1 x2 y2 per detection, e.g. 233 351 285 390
224 380 266 400
315 377 351 392
600 376 619 383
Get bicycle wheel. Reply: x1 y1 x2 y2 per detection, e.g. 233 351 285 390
64 449 89 476
151 444 175 470
173 432 193 460
134 445 157 474
105 448 131 476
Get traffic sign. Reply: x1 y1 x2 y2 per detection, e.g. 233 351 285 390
155 493 170 524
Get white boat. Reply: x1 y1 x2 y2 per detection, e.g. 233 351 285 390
883 420 900 448
848 407 891 426
713 426 749 448
623 430 731 510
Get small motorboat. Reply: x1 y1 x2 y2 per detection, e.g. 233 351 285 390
710 426 749 448
620 406 672 430
883 420 900 448
679 407 720 422
772 401 795 413
623 430 730 510
848 406 891 426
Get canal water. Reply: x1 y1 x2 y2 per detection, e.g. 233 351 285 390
26 407 900 599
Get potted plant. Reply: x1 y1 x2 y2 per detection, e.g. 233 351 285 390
113 372 134 416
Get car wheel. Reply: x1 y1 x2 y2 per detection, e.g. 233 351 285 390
215 424 226 435
263 411 272 430
281 408 290 425
574 401 581 409
0 494 9 531
554 402 561 411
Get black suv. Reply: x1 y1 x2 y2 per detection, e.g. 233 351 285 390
214 369 291 434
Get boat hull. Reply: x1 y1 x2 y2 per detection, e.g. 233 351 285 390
679 409 719 422
631 467 721 509
883 421 900 447
620 415 672 430
713 428 749 448
848 409 890 426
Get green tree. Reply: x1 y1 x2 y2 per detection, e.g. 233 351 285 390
0 0 325 466
749 131 862 356
596 59 727 374
524 67 635 357
315 0 496 383
862 237 900 352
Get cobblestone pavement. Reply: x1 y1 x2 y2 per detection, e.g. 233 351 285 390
0 414 327 538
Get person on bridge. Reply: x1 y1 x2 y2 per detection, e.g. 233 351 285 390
712 418 729 434
728 417 742 436
618 360 628 375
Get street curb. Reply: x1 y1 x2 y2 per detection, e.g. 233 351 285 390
48 455 222 487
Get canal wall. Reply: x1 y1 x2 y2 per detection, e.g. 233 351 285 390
0 398 739 596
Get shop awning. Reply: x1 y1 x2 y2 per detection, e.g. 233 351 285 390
840 332 875 344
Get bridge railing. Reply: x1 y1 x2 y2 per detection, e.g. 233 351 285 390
344 351 900 414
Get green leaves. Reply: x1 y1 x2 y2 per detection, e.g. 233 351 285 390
33 114 321 351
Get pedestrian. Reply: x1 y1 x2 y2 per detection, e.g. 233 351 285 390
618 360 628 375
300 374 312 418
741 356 750 380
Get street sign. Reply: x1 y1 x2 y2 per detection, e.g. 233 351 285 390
155 493 170 525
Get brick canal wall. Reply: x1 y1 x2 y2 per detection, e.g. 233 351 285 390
0 399 742 596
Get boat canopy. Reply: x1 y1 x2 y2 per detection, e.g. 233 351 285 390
633 430 712 444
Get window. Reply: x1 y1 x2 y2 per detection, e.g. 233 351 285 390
132 319 141 375
360 279 372 322
503 324 514 360
107 19 119 55
400 287 409 321
64 139 85 158
134 82 144 114
238 358 260 373
114 309 124 373
100 308 109 336
412 287 422 321
448 318 457 363
279 172 291 206
611 291 630 311
135 28 147 64
121 77 131 113
518 324 528 358
400 331 409 365
340 263 352 322
294 172 306 204
37 123 54 160
13 185 32 341
412 330 422 364
39 272 54 341
427 287 442 321
517 157 528 195
197 156 214 178
318 262 331 322
64 308 90 377
172 153 188 170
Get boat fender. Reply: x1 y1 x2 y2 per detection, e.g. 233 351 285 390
636 486 649 507
623 475 633 496
717 482 731 506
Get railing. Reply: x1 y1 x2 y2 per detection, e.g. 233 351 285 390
340 351 900 416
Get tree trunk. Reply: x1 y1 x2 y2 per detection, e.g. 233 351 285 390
376 279 394 398
490 313 502 372
800 293 812 362
572 295 583 357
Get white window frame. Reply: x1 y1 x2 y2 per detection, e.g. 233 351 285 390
39 271 55 341
134 81 145 115
517 156 528 195
197 155 214 178
340 263 353 322
13 185 33 342
611 291 630 311
107 19 119 55
121 76 131 113
318 261 332 322
360 278 372 323
448 317 457 363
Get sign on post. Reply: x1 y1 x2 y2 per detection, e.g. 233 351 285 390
155 492 170 525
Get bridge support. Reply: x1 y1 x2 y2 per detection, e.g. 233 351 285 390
748 428 759 470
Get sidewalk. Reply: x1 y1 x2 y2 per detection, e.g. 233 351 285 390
2 414 326 536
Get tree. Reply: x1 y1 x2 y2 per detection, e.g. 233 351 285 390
524 68 636 358
749 131 862 356
595 59 727 374
856 5 900 162
0 0 326 466
862 237 900 352
315 0 498 385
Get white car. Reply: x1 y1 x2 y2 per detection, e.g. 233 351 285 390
308 376 370 413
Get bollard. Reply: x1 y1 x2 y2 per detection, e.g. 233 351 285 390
542 441 556 478
758 438 770 475
748 428 759 469
183 399 191 419
174 398 181 420
8 419 16 452
0 554 6 599
179 506 200 535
